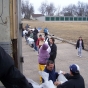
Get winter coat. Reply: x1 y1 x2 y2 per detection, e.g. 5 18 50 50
25 31 30 37
43 67 59 83
33 33 38 43
38 44 50 64
36 37 44 46
49 43 57 62
30 33 33 38
0 46 33 88
76 39 84 49
57 73 85 88
33 29 38 35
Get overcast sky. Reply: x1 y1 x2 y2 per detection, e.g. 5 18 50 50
23 0 88 14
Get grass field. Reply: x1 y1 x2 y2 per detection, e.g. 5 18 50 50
22 20 88 50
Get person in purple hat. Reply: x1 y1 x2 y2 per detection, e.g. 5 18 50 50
56 64 85 88
38 43 50 82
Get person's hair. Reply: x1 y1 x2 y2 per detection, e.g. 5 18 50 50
70 70 79 75
39 34 42 37
79 36 82 38
46 60 54 66
35 27 37 29
50 37 55 42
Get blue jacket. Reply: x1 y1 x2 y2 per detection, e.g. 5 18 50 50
43 67 59 83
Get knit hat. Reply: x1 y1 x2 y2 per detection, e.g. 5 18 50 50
70 64 80 74
42 43 48 50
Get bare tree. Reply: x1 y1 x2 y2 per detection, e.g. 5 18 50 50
21 1 25 15
39 2 47 15
85 4 88 16
55 6 61 16
46 3 56 16
61 4 77 16
61 1 88 16
77 1 85 16
21 1 34 19
39 2 56 16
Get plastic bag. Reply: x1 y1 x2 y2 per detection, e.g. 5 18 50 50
27 37 34 45
57 70 68 84
45 38 51 53
27 71 56 88
39 71 49 82
29 28 35 31
23 30 28 36
42 80 56 88
27 78 43 88
39 71 56 88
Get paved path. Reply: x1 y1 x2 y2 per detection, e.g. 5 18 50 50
23 37 88 88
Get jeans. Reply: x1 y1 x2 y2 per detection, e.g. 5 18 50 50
78 46 82 56
33 42 38 51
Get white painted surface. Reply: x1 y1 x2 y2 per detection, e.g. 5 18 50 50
0 0 10 42
36 16 45 21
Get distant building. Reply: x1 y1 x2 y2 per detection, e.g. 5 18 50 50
30 14 44 20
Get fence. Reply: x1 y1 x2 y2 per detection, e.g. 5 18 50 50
45 16 88 21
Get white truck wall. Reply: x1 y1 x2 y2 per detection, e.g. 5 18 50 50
0 0 10 42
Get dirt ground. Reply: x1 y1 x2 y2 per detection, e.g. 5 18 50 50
22 20 88 49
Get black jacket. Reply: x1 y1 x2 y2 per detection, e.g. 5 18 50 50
33 33 38 43
0 46 33 88
57 73 85 88
33 29 38 35
49 43 57 62
76 39 84 49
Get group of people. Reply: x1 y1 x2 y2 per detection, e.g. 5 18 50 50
23 24 58 80
22 25 39 50
0 45 85 88
38 37 57 82
42 60 85 88
0 24 85 88
37 36 85 88
22 24 84 59
23 24 50 53
22 24 85 88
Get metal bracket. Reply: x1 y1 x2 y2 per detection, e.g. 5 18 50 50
19 23 23 29
20 56 24 62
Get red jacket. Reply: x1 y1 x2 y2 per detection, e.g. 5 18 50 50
36 38 44 46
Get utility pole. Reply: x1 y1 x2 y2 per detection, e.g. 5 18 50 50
10 0 23 72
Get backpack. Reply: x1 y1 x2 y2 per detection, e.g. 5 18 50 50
44 28 48 33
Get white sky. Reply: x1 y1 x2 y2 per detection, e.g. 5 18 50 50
23 0 88 14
